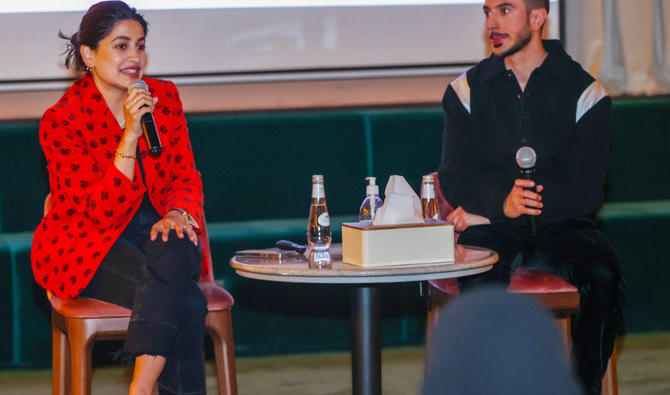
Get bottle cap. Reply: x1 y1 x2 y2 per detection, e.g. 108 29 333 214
365 177 379 195
312 174 324 183
422 174 433 184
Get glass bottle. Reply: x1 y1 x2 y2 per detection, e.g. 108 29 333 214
309 250 332 269
421 174 439 220
307 175 332 251
359 176 383 223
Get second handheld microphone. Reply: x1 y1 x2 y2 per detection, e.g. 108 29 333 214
515 146 539 236
129 79 163 156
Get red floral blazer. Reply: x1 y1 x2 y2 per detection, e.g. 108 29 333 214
31 74 204 299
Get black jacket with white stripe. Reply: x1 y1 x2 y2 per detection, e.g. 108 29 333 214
438 40 611 226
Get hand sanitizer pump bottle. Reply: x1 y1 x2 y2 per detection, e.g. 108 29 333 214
359 177 383 223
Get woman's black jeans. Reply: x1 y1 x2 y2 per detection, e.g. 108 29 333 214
81 197 207 395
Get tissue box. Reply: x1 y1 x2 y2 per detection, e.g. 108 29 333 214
342 219 454 267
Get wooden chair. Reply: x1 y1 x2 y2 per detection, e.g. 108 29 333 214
45 194 237 395
425 172 617 395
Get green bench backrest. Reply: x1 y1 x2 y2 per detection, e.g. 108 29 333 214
1 98 669 233
607 97 670 202
0 121 48 234
187 111 367 222
364 108 444 193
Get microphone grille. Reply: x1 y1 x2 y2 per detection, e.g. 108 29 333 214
515 146 537 169
128 79 148 92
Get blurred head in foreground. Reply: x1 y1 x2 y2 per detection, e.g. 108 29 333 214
422 286 582 395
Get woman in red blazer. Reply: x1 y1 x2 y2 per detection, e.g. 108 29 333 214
32 2 207 394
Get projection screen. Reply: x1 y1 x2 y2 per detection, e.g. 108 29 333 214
0 1 561 90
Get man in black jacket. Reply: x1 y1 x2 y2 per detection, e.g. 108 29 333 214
438 0 624 393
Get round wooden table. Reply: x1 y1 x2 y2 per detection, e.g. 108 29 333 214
230 243 497 395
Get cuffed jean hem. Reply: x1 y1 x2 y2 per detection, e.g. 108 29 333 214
123 319 179 361
157 357 207 395
158 385 206 395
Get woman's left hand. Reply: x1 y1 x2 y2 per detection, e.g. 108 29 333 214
150 210 198 246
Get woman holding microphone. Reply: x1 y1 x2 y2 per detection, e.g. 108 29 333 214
32 2 207 394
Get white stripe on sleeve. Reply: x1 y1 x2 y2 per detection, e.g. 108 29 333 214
576 81 608 123
450 72 471 114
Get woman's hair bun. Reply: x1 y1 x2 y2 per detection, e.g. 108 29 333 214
59 1 148 72
58 30 82 70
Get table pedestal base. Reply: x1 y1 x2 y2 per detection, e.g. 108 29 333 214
351 285 381 395
231 244 498 395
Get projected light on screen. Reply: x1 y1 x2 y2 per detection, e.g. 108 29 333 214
0 0 559 87
2 0 484 13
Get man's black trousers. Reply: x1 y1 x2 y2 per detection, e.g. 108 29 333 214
458 219 625 395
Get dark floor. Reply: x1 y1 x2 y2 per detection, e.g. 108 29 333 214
0 333 668 394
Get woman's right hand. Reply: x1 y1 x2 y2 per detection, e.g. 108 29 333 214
114 86 158 181
122 86 158 143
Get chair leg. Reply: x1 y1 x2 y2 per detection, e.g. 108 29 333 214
207 310 238 395
425 299 440 352
554 315 572 354
52 315 69 395
601 344 618 395
424 290 457 370
67 319 94 395
424 299 441 374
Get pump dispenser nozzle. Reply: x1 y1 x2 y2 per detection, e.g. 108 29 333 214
366 177 379 196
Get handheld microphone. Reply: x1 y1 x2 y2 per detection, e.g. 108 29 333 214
515 146 539 235
128 80 163 156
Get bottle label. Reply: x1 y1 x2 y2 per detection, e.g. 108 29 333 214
312 183 325 198
318 212 330 226
421 184 435 199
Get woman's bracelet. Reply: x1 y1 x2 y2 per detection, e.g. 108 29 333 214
115 150 137 159
169 208 200 229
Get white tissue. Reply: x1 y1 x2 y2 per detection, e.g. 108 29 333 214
372 175 424 226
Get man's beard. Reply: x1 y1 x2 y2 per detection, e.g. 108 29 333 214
498 23 532 58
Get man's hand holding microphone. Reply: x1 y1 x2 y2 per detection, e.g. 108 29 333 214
504 146 542 235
